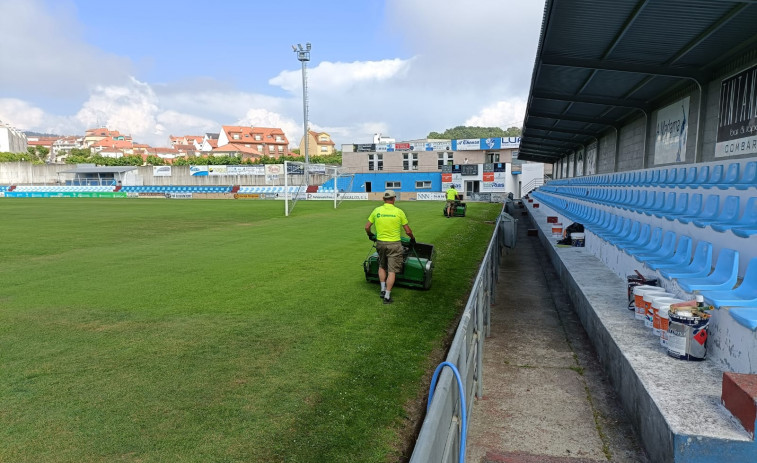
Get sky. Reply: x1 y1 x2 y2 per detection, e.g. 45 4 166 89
0 0 546 148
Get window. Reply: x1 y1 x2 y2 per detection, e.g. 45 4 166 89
257 144 263 152
368 153 383 171
386 181 401 189
320 146 328 152
486 152 500 163
269 145 275 153
275 135 282 142
319 135 328 142
232 134 240 140
278 146 284 152
416 181 432 189
438 152 453 169
403 153 418 171
254 134 262 141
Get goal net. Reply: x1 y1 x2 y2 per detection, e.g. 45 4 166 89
284 161 308 216
326 166 355 209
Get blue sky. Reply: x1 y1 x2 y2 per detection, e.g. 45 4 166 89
0 0 545 147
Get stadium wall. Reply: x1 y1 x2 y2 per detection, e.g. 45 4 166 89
0 163 330 186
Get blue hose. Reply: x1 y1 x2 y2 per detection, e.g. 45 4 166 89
427 361 467 463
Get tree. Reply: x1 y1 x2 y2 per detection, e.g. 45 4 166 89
427 126 521 139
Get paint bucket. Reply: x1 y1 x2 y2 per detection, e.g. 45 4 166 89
551 223 563 237
632 285 662 318
651 297 684 337
642 290 673 327
667 308 711 361
626 274 658 302
547 216 558 223
571 233 585 247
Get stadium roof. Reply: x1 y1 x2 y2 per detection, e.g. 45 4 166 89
58 166 138 174
519 0 757 163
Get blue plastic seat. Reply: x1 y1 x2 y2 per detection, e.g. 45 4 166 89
678 194 719 224
595 215 623 239
692 165 709 188
677 166 697 189
663 192 688 219
659 240 713 279
598 217 630 241
716 163 740 190
693 195 739 228
702 164 724 189
642 234 691 268
612 221 642 247
643 191 666 215
735 161 757 190
667 193 700 222
616 223 650 250
648 191 676 217
711 197 757 232
677 248 739 292
728 307 757 331
624 227 663 255
665 167 686 188
701 258 757 309
641 190 659 210
732 226 757 238
647 169 660 186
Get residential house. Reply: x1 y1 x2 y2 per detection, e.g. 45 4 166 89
299 130 336 156
217 126 289 159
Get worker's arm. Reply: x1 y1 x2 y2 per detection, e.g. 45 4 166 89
365 221 376 240
403 224 414 240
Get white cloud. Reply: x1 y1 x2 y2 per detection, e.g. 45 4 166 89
0 99 46 130
464 98 527 129
0 0 132 100
270 58 414 94
236 109 301 147
75 78 165 142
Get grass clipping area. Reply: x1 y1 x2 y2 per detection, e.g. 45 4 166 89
0 198 501 462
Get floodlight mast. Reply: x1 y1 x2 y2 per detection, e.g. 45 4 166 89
293 42 311 186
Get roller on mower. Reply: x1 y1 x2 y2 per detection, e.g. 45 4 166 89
443 194 466 217
363 237 434 290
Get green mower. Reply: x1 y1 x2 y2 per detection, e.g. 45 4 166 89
363 237 434 290
443 196 467 217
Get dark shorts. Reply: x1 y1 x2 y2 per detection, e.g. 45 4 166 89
376 240 404 274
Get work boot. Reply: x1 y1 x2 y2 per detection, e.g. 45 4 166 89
383 296 393 305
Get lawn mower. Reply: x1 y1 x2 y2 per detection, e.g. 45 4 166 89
363 237 434 290
443 194 466 217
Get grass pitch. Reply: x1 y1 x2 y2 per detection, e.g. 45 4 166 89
0 198 501 462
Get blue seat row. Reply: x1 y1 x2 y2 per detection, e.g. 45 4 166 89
531 190 757 326
549 161 756 190
538 184 757 236
120 185 232 193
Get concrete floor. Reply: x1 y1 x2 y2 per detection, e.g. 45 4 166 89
465 213 650 463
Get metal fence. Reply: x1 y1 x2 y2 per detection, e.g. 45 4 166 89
409 209 515 463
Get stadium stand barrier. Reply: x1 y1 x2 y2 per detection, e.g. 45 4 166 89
410 207 511 463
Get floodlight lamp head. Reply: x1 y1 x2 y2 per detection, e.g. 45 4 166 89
291 45 297 52
306 43 311 51
297 43 303 51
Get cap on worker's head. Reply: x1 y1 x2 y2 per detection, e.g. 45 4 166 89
383 189 396 199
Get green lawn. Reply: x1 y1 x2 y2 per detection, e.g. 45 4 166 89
0 198 501 462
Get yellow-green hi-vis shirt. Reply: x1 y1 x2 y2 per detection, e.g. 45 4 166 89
447 188 457 200
368 203 408 242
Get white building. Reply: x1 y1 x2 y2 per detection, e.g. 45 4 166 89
0 121 28 153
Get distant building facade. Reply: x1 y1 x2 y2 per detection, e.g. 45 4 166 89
0 121 28 153
340 137 543 198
